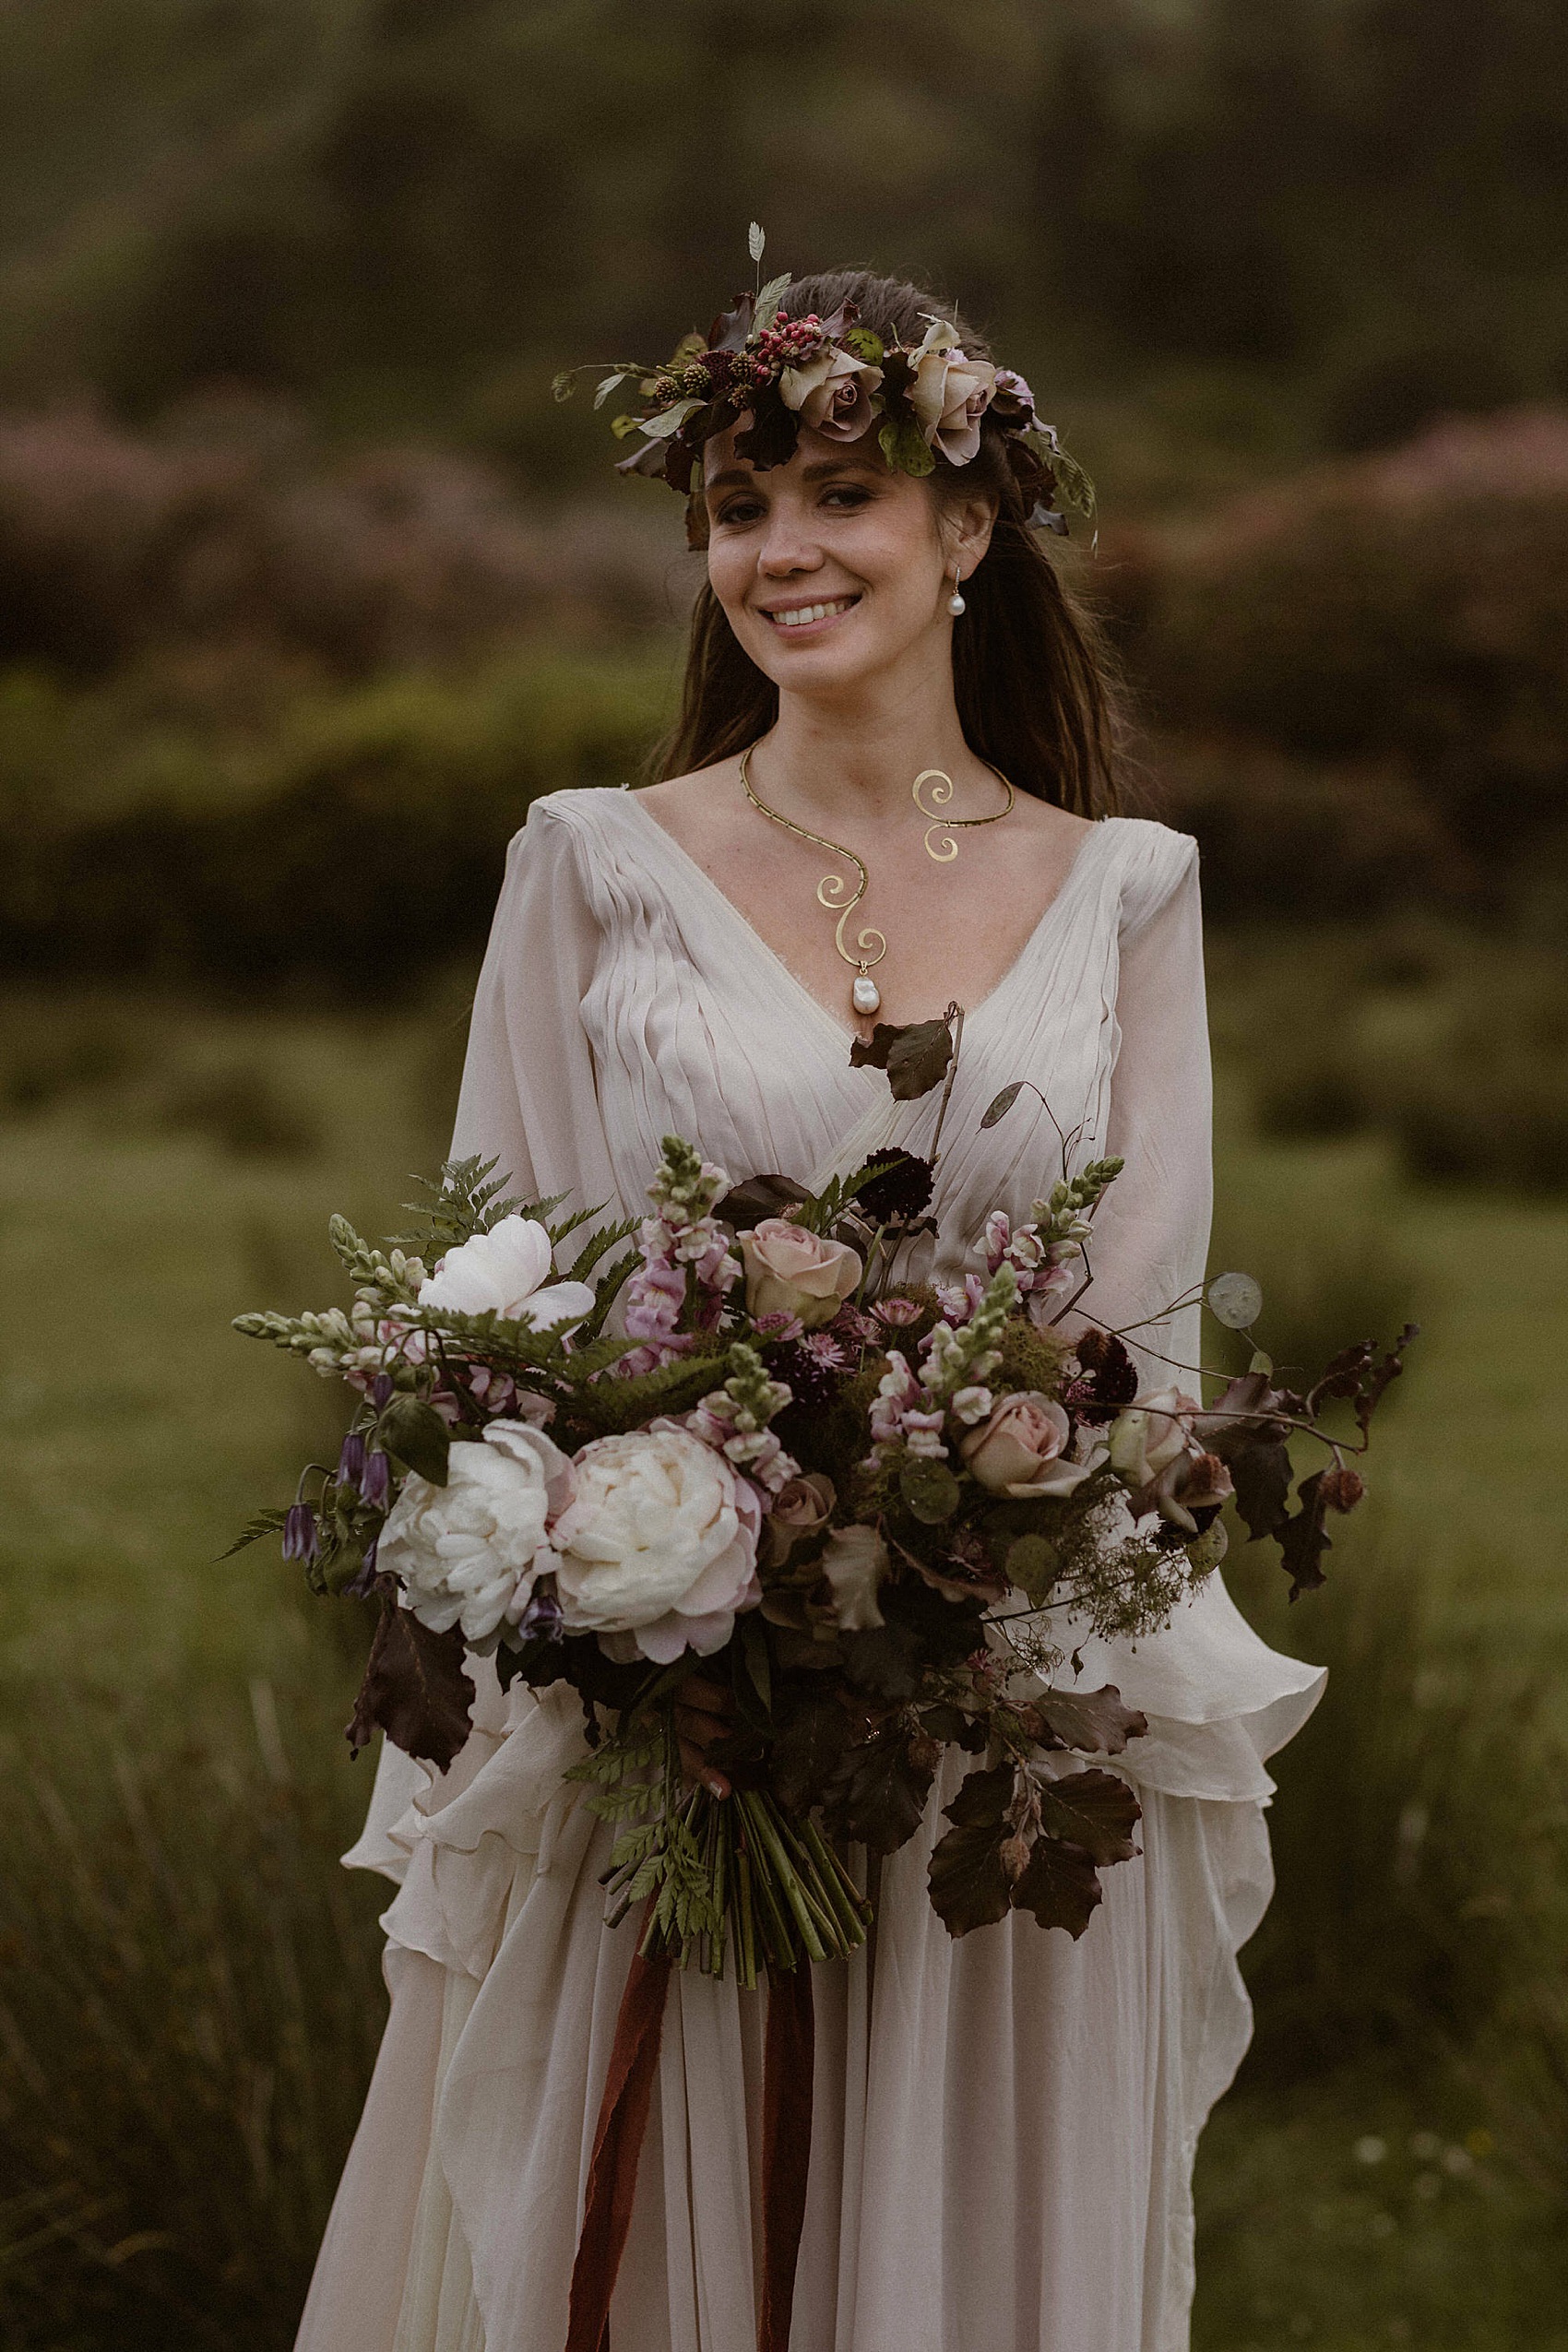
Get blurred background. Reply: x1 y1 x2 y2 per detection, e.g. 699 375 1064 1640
2 4 1567 2346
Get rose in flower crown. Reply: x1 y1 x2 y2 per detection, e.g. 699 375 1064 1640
552 224 1093 536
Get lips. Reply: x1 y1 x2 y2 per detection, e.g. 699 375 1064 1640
757 594 861 632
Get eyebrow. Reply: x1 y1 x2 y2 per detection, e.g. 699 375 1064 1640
705 457 884 493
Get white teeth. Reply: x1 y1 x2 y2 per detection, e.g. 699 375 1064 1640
771 597 853 628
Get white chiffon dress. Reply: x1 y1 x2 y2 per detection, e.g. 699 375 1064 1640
295 786 1324 2352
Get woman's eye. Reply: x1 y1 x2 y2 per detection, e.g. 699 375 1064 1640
715 500 765 527
822 486 872 509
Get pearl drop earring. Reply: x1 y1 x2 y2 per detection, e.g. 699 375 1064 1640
947 563 967 617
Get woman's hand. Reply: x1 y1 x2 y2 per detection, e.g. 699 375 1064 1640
674 1673 735 1800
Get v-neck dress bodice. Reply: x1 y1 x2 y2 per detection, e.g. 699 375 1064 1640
296 786 1325 2352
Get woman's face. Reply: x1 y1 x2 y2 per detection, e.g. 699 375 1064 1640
701 419 991 695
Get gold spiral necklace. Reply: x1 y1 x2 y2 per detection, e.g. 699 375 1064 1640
738 741 1016 1017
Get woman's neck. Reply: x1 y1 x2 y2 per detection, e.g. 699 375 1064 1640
755 662 982 827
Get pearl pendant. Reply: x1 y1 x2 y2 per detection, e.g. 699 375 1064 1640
852 972 882 1016
947 589 966 615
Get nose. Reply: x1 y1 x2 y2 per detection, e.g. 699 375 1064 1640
754 496 823 580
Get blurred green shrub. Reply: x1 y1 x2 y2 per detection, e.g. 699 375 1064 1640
0 993 152 1111
0 644 674 995
1212 927 1568 1195
1210 1173 1420 1393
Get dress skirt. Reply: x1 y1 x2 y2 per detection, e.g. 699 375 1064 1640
295 1647 1320 2352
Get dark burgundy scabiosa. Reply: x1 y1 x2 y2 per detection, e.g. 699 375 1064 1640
853 1149 935 1227
1063 1329 1138 1424
282 1503 319 1562
766 1333 850 1415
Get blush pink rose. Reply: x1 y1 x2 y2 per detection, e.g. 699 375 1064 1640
960 1391 1100 1499
779 347 884 442
759 1470 836 1569
739 1218 862 1331
907 320 998 464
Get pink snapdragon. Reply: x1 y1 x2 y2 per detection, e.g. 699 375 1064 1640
982 1210 1077 1324
934 1273 987 1325
868 1351 949 1461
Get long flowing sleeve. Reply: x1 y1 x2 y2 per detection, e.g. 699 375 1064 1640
1087 837 1212 1391
343 797 619 1881
1057 830 1326 1800
446 800 620 1227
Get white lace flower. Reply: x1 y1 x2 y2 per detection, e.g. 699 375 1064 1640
382 1420 575 1643
418 1215 594 1327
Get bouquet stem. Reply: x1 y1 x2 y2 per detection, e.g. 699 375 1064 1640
613 1781 869 1983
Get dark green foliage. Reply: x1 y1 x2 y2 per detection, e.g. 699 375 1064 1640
1008 1831 1104 1938
5 0 1566 436
375 1394 450 1485
925 1771 1014 1935
839 1578 985 1704
848 1018 954 1101
768 1685 851 1815
346 1585 473 1768
821 1727 935 1855
403 1153 529 1250
0 647 671 997
561 1342 729 1438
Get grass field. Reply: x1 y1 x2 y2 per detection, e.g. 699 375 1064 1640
1 979 1564 2347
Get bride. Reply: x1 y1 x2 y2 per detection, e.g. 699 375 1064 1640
295 266 1324 2352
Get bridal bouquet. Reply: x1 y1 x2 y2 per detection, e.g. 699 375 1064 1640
232 1018 1410 1985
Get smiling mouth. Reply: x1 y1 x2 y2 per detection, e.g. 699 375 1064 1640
759 594 861 632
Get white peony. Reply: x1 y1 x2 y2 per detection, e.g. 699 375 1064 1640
418 1215 595 1328
382 1420 575 1643
550 1424 763 1664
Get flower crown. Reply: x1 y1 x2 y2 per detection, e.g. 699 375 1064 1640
553 229 1093 538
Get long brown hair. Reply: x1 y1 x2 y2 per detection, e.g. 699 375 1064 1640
646 268 1124 814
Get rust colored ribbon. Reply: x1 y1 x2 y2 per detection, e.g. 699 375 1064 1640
758 1956 815 2352
565 1936 672 2352
564 1931 816 2352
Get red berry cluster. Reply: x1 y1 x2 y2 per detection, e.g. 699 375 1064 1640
753 312 827 367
